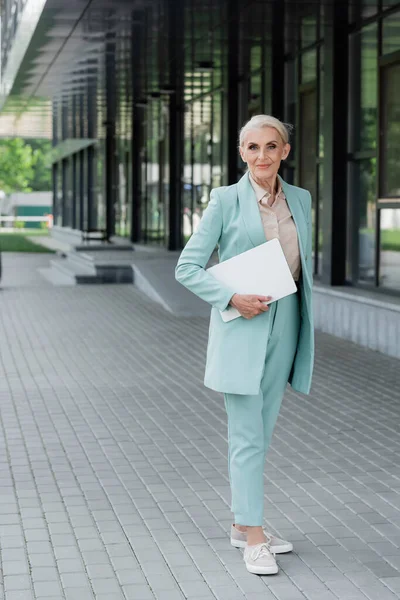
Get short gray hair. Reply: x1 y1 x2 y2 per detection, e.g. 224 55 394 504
239 115 293 146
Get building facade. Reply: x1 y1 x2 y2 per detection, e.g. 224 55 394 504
1 0 399 294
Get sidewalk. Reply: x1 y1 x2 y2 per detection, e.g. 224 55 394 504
0 282 399 600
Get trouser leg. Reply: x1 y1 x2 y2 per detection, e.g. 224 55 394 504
260 293 300 456
224 293 300 527
224 389 264 526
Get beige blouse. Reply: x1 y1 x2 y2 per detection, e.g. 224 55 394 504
249 173 301 282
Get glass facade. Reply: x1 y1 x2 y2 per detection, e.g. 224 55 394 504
348 0 400 290
43 0 400 293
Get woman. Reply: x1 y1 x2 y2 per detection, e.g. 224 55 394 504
175 115 314 576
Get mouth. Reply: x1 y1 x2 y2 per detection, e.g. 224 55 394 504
256 164 271 168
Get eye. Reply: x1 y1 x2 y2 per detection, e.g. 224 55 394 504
248 144 258 151
267 144 277 150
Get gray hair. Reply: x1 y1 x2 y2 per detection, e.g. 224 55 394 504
239 115 293 146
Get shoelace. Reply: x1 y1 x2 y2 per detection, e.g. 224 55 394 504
264 532 273 547
248 542 275 561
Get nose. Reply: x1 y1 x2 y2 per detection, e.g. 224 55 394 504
258 147 267 160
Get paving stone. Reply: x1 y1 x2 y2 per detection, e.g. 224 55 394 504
0 284 399 600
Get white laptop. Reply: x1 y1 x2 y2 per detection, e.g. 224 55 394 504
206 238 297 322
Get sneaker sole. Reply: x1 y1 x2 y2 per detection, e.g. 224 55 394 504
245 562 279 575
231 538 293 553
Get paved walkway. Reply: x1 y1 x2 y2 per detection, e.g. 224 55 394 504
0 279 399 600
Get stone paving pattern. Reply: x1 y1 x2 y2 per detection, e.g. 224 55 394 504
0 275 399 599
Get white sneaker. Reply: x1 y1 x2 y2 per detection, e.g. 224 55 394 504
243 542 278 575
231 524 293 553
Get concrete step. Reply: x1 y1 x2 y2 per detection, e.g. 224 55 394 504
37 267 76 286
51 253 134 285
65 250 96 271
50 258 99 284
132 256 211 317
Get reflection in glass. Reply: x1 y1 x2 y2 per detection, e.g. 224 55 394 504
380 209 400 290
301 50 317 84
300 87 318 274
351 24 378 151
317 163 323 277
301 14 317 47
183 91 222 242
56 163 63 227
249 71 262 116
211 93 223 189
356 159 377 283
382 11 400 56
250 45 262 71
362 0 378 18
381 62 400 198
318 47 324 158
382 0 400 8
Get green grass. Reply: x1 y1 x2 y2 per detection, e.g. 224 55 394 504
0 233 54 253
23 229 51 237
381 229 400 252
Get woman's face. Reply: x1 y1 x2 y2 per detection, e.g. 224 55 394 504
239 126 290 183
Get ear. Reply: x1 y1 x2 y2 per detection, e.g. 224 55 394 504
239 145 246 163
282 143 291 160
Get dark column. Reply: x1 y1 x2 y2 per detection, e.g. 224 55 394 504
105 31 116 241
227 0 239 184
87 83 96 229
52 99 58 224
71 95 77 229
168 0 184 250
269 0 285 119
131 17 143 244
78 93 85 231
322 1 348 285
61 102 68 226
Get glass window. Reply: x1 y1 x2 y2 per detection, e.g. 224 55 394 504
301 14 317 48
350 24 378 151
250 45 262 72
55 163 63 227
382 0 400 9
301 49 317 83
317 163 323 277
349 0 378 21
355 159 377 283
379 209 400 290
318 47 324 158
249 71 262 116
362 0 378 18
300 87 318 274
211 92 223 188
381 62 400 198
382 11 400 56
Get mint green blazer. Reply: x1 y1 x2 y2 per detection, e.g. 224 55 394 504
175 171 314 395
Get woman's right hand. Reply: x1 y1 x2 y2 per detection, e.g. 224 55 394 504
229 294 272 319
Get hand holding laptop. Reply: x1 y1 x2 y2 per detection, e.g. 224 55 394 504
229 293 272 319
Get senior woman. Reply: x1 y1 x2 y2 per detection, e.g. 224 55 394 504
175 114 314 576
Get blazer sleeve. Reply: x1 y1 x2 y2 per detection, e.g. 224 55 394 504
175 189 236 312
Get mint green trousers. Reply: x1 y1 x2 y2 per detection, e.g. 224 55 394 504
223 292 300 526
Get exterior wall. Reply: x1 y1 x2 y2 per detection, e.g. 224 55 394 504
46 0 400 296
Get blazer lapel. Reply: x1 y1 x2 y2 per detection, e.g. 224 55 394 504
279 174 311 288
237 171 266 247
279 175 307 256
